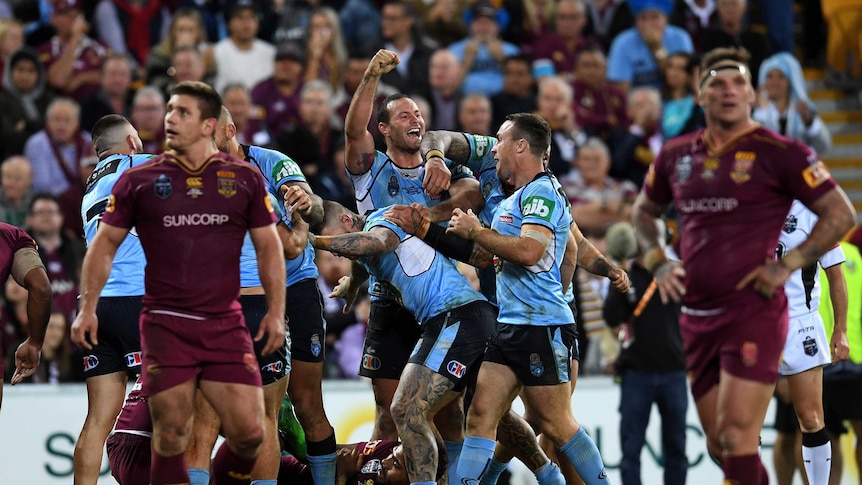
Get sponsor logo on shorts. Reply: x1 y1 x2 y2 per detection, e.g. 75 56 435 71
262 361 285 373
803 336 819 357
447 360 467 378
522 196 554 222
124 351 142 368
362 354 381 371
154 174 172 199
529 353 544 377
83 355 99 371
310 334 322 357
741 341 758 367
163 213 230 227
243 353 257 372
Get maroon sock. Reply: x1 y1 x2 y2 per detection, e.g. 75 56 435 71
723 454 763 485
212 442 257 485
151 450 190 485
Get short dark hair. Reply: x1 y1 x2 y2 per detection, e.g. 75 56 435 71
170 81 222 121
504 113 551 159
321 200 349 231
376 93 412 125
29 192 62 215
700 47 751 73
92 114 132 156
502 54 531 71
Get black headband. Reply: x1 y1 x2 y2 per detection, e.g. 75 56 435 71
699 62 749 88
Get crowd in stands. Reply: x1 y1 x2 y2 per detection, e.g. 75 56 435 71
0 0 854 384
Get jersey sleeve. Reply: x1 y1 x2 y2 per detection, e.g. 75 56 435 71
246 170 279 229
820 244 846 269
102 172 136 229
519 180 564 231
365 209 407 240
463 133 498 174
642 150 674 206
780 143 838 207
271 154 307 189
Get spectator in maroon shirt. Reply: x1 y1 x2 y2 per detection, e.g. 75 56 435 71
572 45 627 144
530 0 600 79
249 41 305 148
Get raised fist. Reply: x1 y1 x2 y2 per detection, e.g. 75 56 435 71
366 49 400 78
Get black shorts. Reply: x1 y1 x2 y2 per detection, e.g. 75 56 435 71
106 432 151 485
286 279 326 363
240 294 290 385
773 397 799 434
358 298 421 380
83 296 143 378
823 364 862 435
408 300 496 391
484 323 578 386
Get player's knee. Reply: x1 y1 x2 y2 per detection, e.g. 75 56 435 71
796 409 824 433
153 424 191 455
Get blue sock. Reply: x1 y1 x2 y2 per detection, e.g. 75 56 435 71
307 452 337 485
534 460 566 485
559 428 610 484
188 467 210 485
445 440 464 481
453 436 496 485
251 481 278 485
479 457 509 485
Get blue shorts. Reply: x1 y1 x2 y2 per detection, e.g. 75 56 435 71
83 296 143 378
286 279 326 363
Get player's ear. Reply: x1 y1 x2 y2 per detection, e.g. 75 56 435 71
227 123 237 140
378 121 389 137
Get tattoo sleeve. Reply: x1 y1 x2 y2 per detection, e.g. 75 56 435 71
326 229 399 258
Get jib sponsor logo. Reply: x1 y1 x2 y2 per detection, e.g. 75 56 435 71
274 160 302 180
83 355 99 371
124 351 142 368
447 360 466 378
261 361 284 373
163 213 229 227
522 196 554 221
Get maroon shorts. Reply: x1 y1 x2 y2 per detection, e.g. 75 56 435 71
140 311 262 395
681 297 788 401
106 432 151 485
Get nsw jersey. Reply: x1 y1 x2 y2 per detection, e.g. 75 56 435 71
82 154 154 297
361 207 485 324
779 200 845 318
243 144 318 285
491 172 574 325
239 193 285 288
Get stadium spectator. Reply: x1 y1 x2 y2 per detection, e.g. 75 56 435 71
303 7 347 93
379 1 435 102
670 0 717 50
159 45 211 101
249 41 305 146
490 55 536 131
503 0 554 51
660 52 705 139
609 87 663 187
79 54 134 133
145 8 212 96
278 79 342 179
0 47 53 158
28 311 77 383
420 0 467 47
0 156 33 228
212 0 276 93
607 0 693 92
700 0 772 88
92 0 170 68
339 0 381 58
822 0 862 88
536 75 584 177
583 0 634 52
0 18 23 86
529 0 597 78
572 46 627 144
457 93 493 135
222 83 254 145
428 48 464 130
449 1 519 95
129 86 166 154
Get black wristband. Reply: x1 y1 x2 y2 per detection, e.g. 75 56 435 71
421 223 475 264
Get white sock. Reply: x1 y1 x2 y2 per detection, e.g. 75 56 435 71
802 430 832 485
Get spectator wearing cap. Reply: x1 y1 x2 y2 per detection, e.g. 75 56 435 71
212 0 276 94
529 0 600 80
448 1 519 96
91 0 170 68
248 41 305 147
607 0 693 92
38 0 108 101
0 47 53 158
79 53 134 133
379 1 436 102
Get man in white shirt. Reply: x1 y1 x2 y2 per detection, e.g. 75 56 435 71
212 0 276 94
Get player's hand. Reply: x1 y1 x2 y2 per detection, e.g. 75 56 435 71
447 208 481 239
255 312 286 356
423 156 451 196
654 260 686 303
336 447 363 476
71 311 99 350
11 338 41 385
366 49 399 78
830 329 850 364
736 259 791 299
384 203 430 236
608 267 631 293
283 185 311 217
329 275 359 314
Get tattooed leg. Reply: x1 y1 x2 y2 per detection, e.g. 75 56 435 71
496 409 548 473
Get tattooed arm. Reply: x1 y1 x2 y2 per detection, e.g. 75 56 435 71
345 50 399 175
420 130 474 167
312 226 400 259
570 222 630 293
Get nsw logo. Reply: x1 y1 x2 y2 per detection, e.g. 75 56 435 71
83 355 100 371
447 360 467 378
124 351 142 368
522 196 554 222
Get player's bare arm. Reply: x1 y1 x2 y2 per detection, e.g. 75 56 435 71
71 222 129 350
281 181 324 227
249 224 287 356
824 262 850 363
11 260 52 385
560 229 577 295
570 222 630 292
277 215 309 260
313 226 400 260
345 49 399 175
419 130 472 196
427 177 484 222
384 203 493 269
329 261 369 314
632 192 686 303
448 208 549 266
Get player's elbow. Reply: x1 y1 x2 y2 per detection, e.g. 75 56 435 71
514 244 545 266
25 270 52 304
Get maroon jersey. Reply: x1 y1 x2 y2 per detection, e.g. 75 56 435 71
572 79 628 137
351 440 399 485
101 152 277 317
113 377 152 434
0 223 38 283
643 126 837 310
37 36 107 101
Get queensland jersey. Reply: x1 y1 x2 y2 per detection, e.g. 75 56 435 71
644 126 838 310
360 207 485 324
101 152 277 317
779 200 845 318
81 154 154 297
243 144 318 285
0 223 38 283
492 172 574 325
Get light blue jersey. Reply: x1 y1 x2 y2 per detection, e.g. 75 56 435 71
242 144 318 286
239 193 285 288
81 154 154 297
492 173 574 325
361 207 486 324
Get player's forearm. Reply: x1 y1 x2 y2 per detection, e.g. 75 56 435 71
78 237 120 314
826 264 849 332
632 193 668 272
345 74 380 141
313 233 392 258
560 232 578 294
23 269 51 348
256 237 287 316
420 131 471 166
428 179 483 222
470 227 544 267
784 190 856 272
420 223 493 268
277 218 308 260
302 193 325 227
